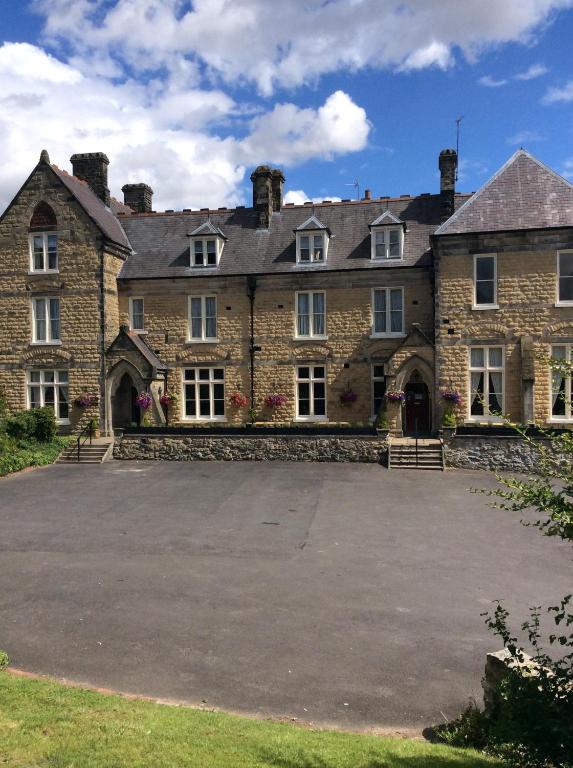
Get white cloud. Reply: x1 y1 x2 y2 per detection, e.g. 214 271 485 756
506 130 545 145
0 42 370 211
479 75 508 87
514 63 549 80
284 190 342 205
543 80 573 103
34 0 573 95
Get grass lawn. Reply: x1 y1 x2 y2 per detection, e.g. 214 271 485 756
0 672 503 768
0 435 71 477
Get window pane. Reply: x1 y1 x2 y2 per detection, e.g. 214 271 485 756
470 372 484 415
313 235 324 261
559 276 573 302
476 281 495 305
44 386 55 406
57 370 68 383
312 292 325 335
559 253 573 277
375 231 386 259
190 298 202 338
373 377 386 415
29 386 41 408
131 299 144 330
297 293 310 336
34 299 46 341
298 382 310 415
374 289 386 313
552 369 566 416
213 383 225 416
390 289 403 311
298 366 309 380
373 365 384 378
299 236 310 262
390 310 402 333
44 371 55 383
373 290 386 334
390 289 403 333
47 235 58 270
470 348 484 368
49 299 60 340
194 241 204 265
313 367 325 379
30 371 41 383
489 372 503 414
184 384 196 416
206 240 217 265
198 368 210 380
205 297 217 338
199 384 210 416
552 346 567 361
59 386 69 420
388 229 400 258
33 236 44 270
488 348 503 368
184 369 195 381
476 257 494 281
213 368 224 380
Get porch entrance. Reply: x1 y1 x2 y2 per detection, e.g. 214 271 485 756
404 374 430 436
112 372 139 428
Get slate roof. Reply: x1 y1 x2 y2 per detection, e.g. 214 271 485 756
435 150 573 236
119 193 470 280
189 220 227 239
50 165 131 249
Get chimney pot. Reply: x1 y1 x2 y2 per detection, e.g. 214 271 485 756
439 148 457 221
271 168 285 212
70 152 110 206
122 183 154 213
364 189 371 200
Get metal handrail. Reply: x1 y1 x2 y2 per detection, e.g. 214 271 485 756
76 421 94 462
414 416 419 466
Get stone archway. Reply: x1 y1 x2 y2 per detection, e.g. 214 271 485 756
392 354 435 436
106 358 147 435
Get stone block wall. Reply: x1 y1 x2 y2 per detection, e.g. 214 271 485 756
117 268 434 427
435 228 573 427
443 433 557 472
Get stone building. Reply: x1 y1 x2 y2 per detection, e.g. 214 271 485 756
0 146 571 437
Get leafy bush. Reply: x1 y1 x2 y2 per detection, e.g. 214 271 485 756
30 407 57 442
4 410 36 439
441 410 457 427
0 650 9 670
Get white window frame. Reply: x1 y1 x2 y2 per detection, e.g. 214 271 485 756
190 237 222 268
371 287 405 338
296 231 328 264
473 254 498 309
31 297 61 344
26 369 69 424
556 250 573 306
468 346 505 423
370 226 403 261
295 365 327 422
187 295 218 342
29 232 58 273
371 363 386 418
294 291 326 339
182 367 226 421
549 344 573 422
129 297 145 332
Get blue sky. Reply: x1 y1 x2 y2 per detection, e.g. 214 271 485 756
0 0 572 210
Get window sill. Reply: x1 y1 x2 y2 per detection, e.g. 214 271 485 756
369 333 406 339
129 329 147 334
56 419 70 426
294 336 328 342
472 304 499 311
549 418 573 423
28 270 60 276
371 258 404 263
294 416 328 423
555 301 573 308
465 417 505 424
185 339 219 345
181 417 227 423
30 340 62 346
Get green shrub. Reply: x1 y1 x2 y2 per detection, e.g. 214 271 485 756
30 407 57 442
0 650 9 670
4 410 36 440
441 410 457 427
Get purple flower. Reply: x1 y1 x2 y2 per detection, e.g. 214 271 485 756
264 394 287 408
441 389 462 406
340 389 358 404
135 392 152 410
385 390 405 403
74 392 97 408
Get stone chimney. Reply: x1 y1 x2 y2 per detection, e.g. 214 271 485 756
439 148 457 221
250 165 273 228
271 168 285 212
122 183 154 213
70 152 110 206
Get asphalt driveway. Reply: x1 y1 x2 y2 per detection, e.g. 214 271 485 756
0 460 570 730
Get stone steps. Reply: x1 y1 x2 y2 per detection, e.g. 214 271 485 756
388 441 444 470
56 442 112 464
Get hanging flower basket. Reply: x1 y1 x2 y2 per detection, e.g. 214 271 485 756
385 389 405 403
135 392 152 410
264 393 287 409
229 391 248 408
339 389 358 405
160 393 177 407
441 389 462 406
74 392 98 408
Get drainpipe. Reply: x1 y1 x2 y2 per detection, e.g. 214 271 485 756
98 240 107 436
246 275 259 421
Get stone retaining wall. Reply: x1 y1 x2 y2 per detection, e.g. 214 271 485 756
443 434 554 473
113 433 388 463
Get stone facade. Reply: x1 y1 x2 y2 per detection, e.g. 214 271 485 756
442 433 559 472
113 432 388 462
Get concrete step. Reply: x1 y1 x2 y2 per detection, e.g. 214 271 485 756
56 442 112 464
389 441 444 470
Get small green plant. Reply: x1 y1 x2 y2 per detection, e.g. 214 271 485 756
30 407 57 442
441 410 457 428
0 649 9 670
375 411 389 429
248 406 257 424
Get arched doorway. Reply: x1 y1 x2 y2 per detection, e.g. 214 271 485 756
112 372 139 428
404 370 431 436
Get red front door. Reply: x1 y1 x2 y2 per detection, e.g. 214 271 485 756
405 382 430 435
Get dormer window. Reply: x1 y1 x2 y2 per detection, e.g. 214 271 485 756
188 221 226 268
369 211 405 261
294 216 329 265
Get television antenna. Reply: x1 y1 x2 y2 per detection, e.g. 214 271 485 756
344 179 360 200
455 116 463 182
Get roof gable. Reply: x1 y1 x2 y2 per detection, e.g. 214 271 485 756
188 220 226 239
294 215 328 232
370 210 403 227
435 150 573 236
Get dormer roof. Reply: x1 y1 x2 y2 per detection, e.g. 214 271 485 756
369 210 403 228
294 215 329 233
188 220 227 239
435 149 573 236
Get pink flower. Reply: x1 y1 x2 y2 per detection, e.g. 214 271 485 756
264 393 287 408
135 392 152 410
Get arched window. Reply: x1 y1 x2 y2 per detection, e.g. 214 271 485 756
29 202 58 272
